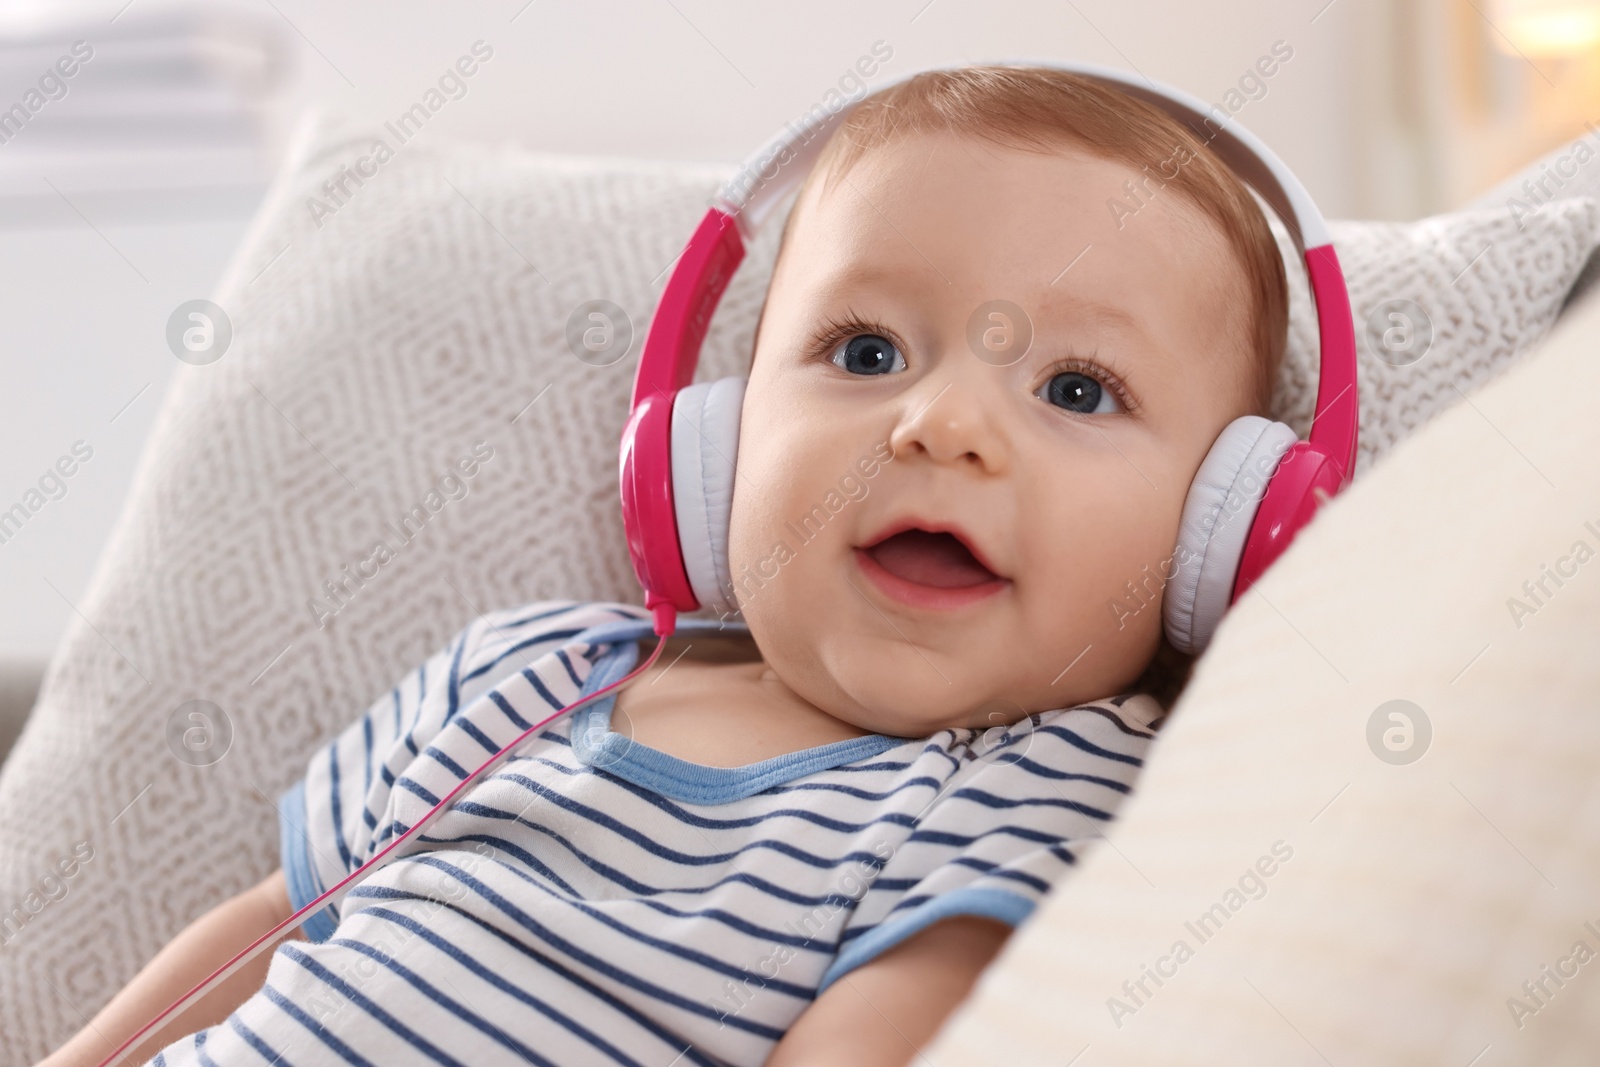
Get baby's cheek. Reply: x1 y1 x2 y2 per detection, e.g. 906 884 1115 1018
725 477 819 638
1008 586 1160 710
1013 501 1175 700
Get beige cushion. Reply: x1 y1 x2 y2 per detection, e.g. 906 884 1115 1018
929 287 1600 1064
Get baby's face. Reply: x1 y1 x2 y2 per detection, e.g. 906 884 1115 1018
728 130 1257 736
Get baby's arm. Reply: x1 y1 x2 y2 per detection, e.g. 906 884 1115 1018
767 915 1010 1067
37 868 305 1067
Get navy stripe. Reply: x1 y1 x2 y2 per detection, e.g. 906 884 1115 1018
395 775 442 807
414 660 429 737
422 744 471 781
960 863 1054 894
518 665 569 715
823 757 920 774
324 937 564 1067
356 905 679 1067
445 626 469 724
259 982 379 1067
856 876 921 892
195 1028 217 1067
327 746 352 873
487 690 536 731
1036 723 1144 766
765 774 945 802
948 787 1116 821
361 716 373 818
454 717 501 757
554 648 585 689
373 860 790 1040
586 770 922 836
1073 704 1155 738
1003 755 1132 793
897 824 1074 851
392 824 869 913
360 898 723 1067
227 1015 294 1067
1047 842 1078 866
463 606 589 674
464 628 591 682
459 778 911 871
279 944 471 1066
498 600 585 634
602 890 840 951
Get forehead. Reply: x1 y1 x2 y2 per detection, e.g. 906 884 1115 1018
815 257 1147 341
771 129 1243 366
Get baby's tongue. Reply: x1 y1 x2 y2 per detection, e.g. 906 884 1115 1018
866 529 998 588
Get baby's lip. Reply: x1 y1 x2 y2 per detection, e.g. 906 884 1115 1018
857 516 1008 581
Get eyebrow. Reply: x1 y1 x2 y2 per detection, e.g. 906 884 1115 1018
809 261 904 300
818 262 1142 333
1030 288 1145 338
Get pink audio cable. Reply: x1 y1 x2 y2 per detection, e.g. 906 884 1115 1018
95 604 677 1067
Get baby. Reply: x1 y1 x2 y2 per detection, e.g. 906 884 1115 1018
43 65 1287 1067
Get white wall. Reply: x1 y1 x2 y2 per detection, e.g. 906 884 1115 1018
250 0 1369 212
0 0 1377 659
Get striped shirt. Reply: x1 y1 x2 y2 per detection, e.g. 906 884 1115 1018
150 600 1162 1067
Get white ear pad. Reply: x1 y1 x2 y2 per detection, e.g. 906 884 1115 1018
1163 415 1299 655
670 376 747 618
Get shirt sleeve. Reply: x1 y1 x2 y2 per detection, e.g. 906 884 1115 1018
275 599 590 941
819 696 1160 991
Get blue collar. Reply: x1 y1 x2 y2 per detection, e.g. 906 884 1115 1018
567 614 903 805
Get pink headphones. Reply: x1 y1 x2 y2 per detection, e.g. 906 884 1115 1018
619 59 1357 655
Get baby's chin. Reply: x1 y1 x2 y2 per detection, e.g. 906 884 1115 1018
804 638 1039 738
791 622 1159 736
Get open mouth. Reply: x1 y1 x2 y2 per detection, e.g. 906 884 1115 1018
853 525 1010 611
862 528 1001 588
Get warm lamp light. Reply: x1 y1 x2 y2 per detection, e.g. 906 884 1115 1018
1490 0 1600 55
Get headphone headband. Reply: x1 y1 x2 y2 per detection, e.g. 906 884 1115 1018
714 59 1331 253
622 59 1359 632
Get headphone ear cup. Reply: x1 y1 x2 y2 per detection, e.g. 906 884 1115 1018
670 376 747 618
1163 415 1299 655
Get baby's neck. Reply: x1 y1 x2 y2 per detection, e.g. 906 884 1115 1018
610 632 871 768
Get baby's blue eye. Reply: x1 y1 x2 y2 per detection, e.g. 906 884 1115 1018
830 334 904 375
1040 371 1121 415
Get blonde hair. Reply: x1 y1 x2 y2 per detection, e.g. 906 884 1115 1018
757 65 1289 413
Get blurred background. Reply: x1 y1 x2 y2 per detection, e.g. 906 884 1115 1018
0 0 1594 706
